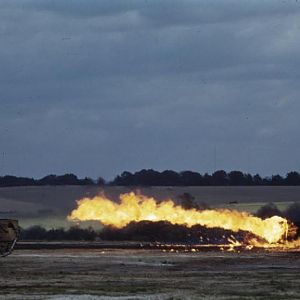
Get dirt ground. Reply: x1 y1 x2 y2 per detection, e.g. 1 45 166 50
1 249 300 300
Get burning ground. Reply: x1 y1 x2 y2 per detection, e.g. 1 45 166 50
68 192 300 250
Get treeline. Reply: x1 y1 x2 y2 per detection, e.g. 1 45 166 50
111 169 300 186
19 202 300 242
20 226 97 241
1 169 300 187
0 174 105 187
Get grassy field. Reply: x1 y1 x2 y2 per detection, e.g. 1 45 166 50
1 248 300 299
0 186 299 228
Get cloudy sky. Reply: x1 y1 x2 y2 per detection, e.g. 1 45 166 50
1 0 300 180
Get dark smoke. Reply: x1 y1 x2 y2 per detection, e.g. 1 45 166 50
285 202 300 224
256 203 283 219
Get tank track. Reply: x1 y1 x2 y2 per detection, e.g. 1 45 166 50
0 220 20 257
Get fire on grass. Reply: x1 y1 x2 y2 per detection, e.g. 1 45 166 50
68 192 300 250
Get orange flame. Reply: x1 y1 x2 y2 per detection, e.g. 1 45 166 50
68 192 290 244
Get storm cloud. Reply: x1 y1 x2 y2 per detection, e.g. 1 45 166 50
1 0 300 179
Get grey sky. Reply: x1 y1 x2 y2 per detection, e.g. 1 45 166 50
1 0 300 180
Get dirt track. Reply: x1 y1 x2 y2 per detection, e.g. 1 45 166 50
1 249 300 299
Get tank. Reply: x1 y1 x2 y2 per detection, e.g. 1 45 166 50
0 219 20 257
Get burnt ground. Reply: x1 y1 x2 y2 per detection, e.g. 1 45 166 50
1 249 300 300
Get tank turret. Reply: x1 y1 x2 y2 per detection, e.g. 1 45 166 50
0 219 20 257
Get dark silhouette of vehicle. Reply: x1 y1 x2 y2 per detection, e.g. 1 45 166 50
0 219 19 257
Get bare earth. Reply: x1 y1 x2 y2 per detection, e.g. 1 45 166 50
1 248 300 300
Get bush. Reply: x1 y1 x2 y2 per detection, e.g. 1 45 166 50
20 226 98 241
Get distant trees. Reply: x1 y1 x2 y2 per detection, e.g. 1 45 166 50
20 225 97 241
253 174 263 185
0 173 97 187
0 175 35 187
110 169 300 186
38 174 96 186
39 174 79 185
286 172 300 185
211 170 228 186
97 176 106 186
180 171 203 186
0 169 300 187
270 175 285 186
228 171 245 185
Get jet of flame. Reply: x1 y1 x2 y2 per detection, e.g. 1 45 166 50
68 192 290 244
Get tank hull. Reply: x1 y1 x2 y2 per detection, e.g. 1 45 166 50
0 219 20 257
